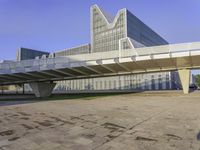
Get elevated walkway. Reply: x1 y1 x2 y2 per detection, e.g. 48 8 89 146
1 42 200 97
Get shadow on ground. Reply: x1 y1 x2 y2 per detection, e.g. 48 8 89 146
197 132 200 141
0 93 128 106
0 90 188 106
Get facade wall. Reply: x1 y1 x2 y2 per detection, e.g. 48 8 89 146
55 44 91 57
54 72 173 92
17 48 49 61
90 6 169 54
126 10 168 47
91 6 126 53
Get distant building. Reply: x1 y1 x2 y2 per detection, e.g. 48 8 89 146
16 48 49 61
18 5 181 92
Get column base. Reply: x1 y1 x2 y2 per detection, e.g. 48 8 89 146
29 82 56 98
178 69 190 94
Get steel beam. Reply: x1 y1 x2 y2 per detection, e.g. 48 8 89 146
0 75 21 81
114 58 131 72
24 72 47 79
53 69 75 77
82 65 102 74
131 57 147 72
10 74 32 80
38 71 63 78
69 68 89 76
96 60 116 73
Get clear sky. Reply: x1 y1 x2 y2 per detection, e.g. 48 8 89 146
0 0 200 66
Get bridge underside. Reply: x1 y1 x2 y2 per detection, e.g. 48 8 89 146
0 56 199 85
0 54 199 97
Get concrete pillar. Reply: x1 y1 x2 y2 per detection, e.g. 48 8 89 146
178 69 190 94
29 82 56 98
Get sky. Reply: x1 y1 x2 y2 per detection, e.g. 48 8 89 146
0 0 200 73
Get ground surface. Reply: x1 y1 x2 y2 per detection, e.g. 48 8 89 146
0 91 200 150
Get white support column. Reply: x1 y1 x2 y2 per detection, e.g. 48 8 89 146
178 69 190 94
29 82 56 98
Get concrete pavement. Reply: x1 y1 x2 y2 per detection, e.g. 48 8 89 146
0 91 200 150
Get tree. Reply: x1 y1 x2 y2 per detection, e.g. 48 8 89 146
196 75 200 88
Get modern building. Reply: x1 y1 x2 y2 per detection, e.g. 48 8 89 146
17 48 49 61
16 5 181 93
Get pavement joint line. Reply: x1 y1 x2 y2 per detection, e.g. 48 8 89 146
92 106 177 150
6 114 99 140
1 93 200 150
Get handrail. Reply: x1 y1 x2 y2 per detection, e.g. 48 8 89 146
0 42 200 72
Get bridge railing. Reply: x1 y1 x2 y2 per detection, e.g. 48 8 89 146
120 42 200 57
0 42 200 74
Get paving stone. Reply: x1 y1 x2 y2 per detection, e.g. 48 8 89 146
0 92 200 150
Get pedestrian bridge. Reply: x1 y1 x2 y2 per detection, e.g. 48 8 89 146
1 42 200 97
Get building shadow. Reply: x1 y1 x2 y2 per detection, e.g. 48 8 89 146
39 92 132 101
0 92 130 106
0 94 36 106
0 100 36 106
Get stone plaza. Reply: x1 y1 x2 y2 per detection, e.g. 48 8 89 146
0 91 200 150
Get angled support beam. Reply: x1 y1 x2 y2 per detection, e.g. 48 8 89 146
82 65 102 74
100 65 115 73
69 68 89 76
0 75 20 81
0 77 9 82
96 60 116 73
40 71 63 78
114 58 131 72
24 72 47 79
10 74 32 80
131 56 147 72
117 63 130 72
178 69 190 94
53 69 75 77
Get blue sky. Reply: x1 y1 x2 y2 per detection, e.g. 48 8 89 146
0 0 200 71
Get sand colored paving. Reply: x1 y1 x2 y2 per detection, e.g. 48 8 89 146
0 91 200 150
